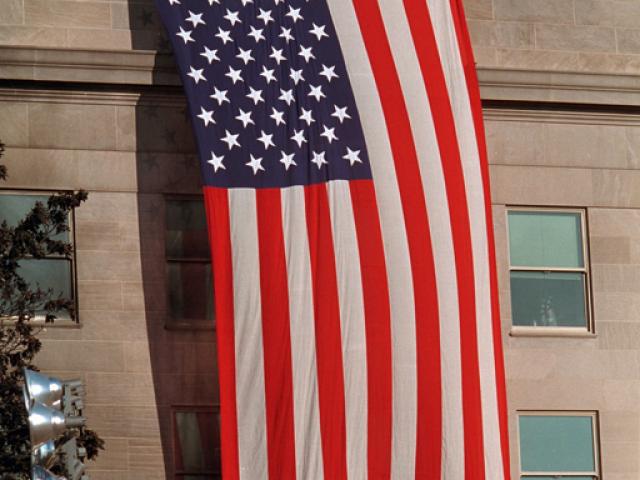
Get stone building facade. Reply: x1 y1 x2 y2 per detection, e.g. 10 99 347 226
2 0 640 478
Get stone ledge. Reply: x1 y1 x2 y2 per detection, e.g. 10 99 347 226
478 67 640 107
4 46 640 106
0 45 179 86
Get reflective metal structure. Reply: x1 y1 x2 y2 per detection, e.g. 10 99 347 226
23 369 90 480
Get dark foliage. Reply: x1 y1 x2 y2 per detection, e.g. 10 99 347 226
0 141 103 479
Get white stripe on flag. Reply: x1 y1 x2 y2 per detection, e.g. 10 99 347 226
377 2 465 478
326 2 419 478
327 180 368 480
426 1 504 477
281 186 325 480
228 189 268 480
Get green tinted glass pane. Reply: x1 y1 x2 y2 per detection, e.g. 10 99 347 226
166 200 210 259
519 415 595 472
18 258 72 299
511 271 587 327
167 262 214 322
0 194 69 242
508 211 583 268
175 411 220 473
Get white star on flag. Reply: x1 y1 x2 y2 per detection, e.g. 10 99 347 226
257 131 275 150
311 151 328 169
221 130 240 150
309 23 329 41
185 11 205 28
210 87 229 105
176 26 194 44
207 152 225 172
332 105 351 123
246 154 264 174
200 46 219 64
235 109 254 128
291 129 307 147
343 147 362 166
187 67 206 84
320 125 338 143
197 107 215 126
279 151 296 170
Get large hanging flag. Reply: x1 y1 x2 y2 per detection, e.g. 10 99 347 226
156 0 510 479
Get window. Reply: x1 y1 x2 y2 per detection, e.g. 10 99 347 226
507 208 591 332
172 406 221 479
0 192 76 322
165 197 214 328
518 412 600 479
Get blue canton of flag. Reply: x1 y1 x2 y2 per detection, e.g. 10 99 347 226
156 0 372 189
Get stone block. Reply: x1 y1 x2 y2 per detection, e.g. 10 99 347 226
600 440 640 474
77 280 124 311
111 3 161 31
28 103 117 151
0 25 66 47
66 28 133 51
600 411 640 443
76 250 145 282
598 321 640 349
593 169 640 208
468 20 533 49
535 24 616 53
471 45 497 66
576 51 640 75
576 0 640 28
0 102 28 147
83 405 162 438
85 372 157 405
75 192 140 223
89 437 128 470
155 373 218 405
24 0 110 28
485 120 544 166
495 47 580 71
489 165 593 206
543 123 627 169
616 29 640 55
463 0 493 20
591 264 640 294
590 236 631 264
508 378 604 410
37 340 125 372
589 208 640 237
494 0 574 23
0 0 25 25
593 292 640 323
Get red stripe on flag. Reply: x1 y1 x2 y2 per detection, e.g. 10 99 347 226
203 187 240 480
449 0 511 476
349 180 393 479
402 0 487 477
255 189 298 480
304 183 348 480
351 2 443 477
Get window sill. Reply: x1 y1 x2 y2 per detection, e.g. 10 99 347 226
165 320 215 331
510 326 596 338
0 316 80 328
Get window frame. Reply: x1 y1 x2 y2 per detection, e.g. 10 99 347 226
0 189 79 326
171 404 221 480
517 410 601 479
164 194 215 331
506 206 594 337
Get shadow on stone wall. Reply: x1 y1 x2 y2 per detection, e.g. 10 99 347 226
128 3 219 478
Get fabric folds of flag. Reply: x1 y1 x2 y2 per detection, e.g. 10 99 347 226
156 0 510 479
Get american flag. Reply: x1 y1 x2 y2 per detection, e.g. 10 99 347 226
156 1 510 479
